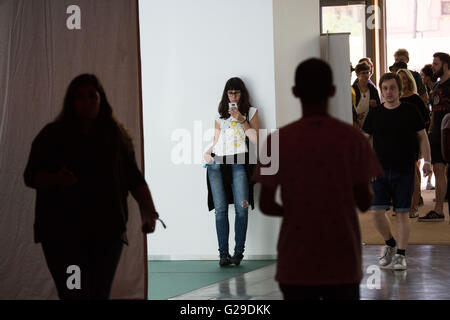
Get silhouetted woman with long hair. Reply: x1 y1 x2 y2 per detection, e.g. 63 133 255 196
24 74 159 300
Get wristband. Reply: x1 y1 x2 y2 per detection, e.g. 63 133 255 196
424 161 431 165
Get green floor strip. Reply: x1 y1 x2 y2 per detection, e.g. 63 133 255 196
148 260 276 300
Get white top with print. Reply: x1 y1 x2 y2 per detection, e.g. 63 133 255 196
213 107 257 156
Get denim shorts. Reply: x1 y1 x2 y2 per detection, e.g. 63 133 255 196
370 168 414 213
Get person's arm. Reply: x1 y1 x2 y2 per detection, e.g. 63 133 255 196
442 128 450 162
362 132 373 149
241 110 259 145
352 133 383 213
417 129 432 177
353 182 374 212
429 111 434 133
122 144 159 233
420 92 429 105
259 185 283 217
131 184 159 234
229 108 259 145
361 106 374 148
416 95 430 128
204 121 220 160
131 184 156 213
24 125 78 189
369 86 381 107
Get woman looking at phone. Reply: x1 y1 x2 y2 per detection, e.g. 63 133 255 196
204 77 259 267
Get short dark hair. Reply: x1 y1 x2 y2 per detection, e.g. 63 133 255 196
359 57 373 65
295 58 333 104
395 48 409 59
433 52 450 67
379 72 402 94
421 64 433 78
355 62 370 74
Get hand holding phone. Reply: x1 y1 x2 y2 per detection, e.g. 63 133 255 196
228 102 237 109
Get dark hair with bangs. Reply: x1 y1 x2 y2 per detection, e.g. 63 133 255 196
218 77 252 119
355 62 370 74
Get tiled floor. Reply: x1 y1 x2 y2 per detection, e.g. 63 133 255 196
170 245 450 300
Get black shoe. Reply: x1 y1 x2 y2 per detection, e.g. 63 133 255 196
219 255 231 267
231 254 243 266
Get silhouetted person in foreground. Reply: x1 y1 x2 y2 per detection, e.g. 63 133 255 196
252 58 382 300
24 74 159 300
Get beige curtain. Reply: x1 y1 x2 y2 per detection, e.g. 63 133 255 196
0 0 147 299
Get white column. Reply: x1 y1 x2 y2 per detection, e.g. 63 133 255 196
273 0 321 128
139 0 321 260
320 33 352 125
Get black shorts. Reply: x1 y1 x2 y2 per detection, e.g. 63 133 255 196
370 168 414 213
429 135 445 164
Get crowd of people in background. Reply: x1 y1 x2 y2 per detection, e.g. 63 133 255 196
350 49 450 270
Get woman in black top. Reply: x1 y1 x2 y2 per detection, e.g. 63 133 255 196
24 74 159 299
398 68 430 218
399 69 430 130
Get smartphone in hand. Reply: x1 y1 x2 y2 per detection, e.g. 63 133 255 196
228 102 237 109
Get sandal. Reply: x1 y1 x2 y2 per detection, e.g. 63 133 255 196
418 210 445 222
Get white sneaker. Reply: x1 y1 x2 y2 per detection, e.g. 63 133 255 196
392 254 407 270
379 245 397 266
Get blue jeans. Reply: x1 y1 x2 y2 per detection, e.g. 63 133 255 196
207 162 249 258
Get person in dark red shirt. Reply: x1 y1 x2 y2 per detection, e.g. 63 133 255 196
252 58 382 300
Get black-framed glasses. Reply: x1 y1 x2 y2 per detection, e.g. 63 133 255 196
227 91 241 96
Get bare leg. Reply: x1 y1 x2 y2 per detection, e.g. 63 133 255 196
372 210 393 241
410 161 421 213
395 212 410 250
433 163 448 215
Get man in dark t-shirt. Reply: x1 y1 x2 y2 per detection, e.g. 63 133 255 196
362 72 432 271
420 52 450 222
